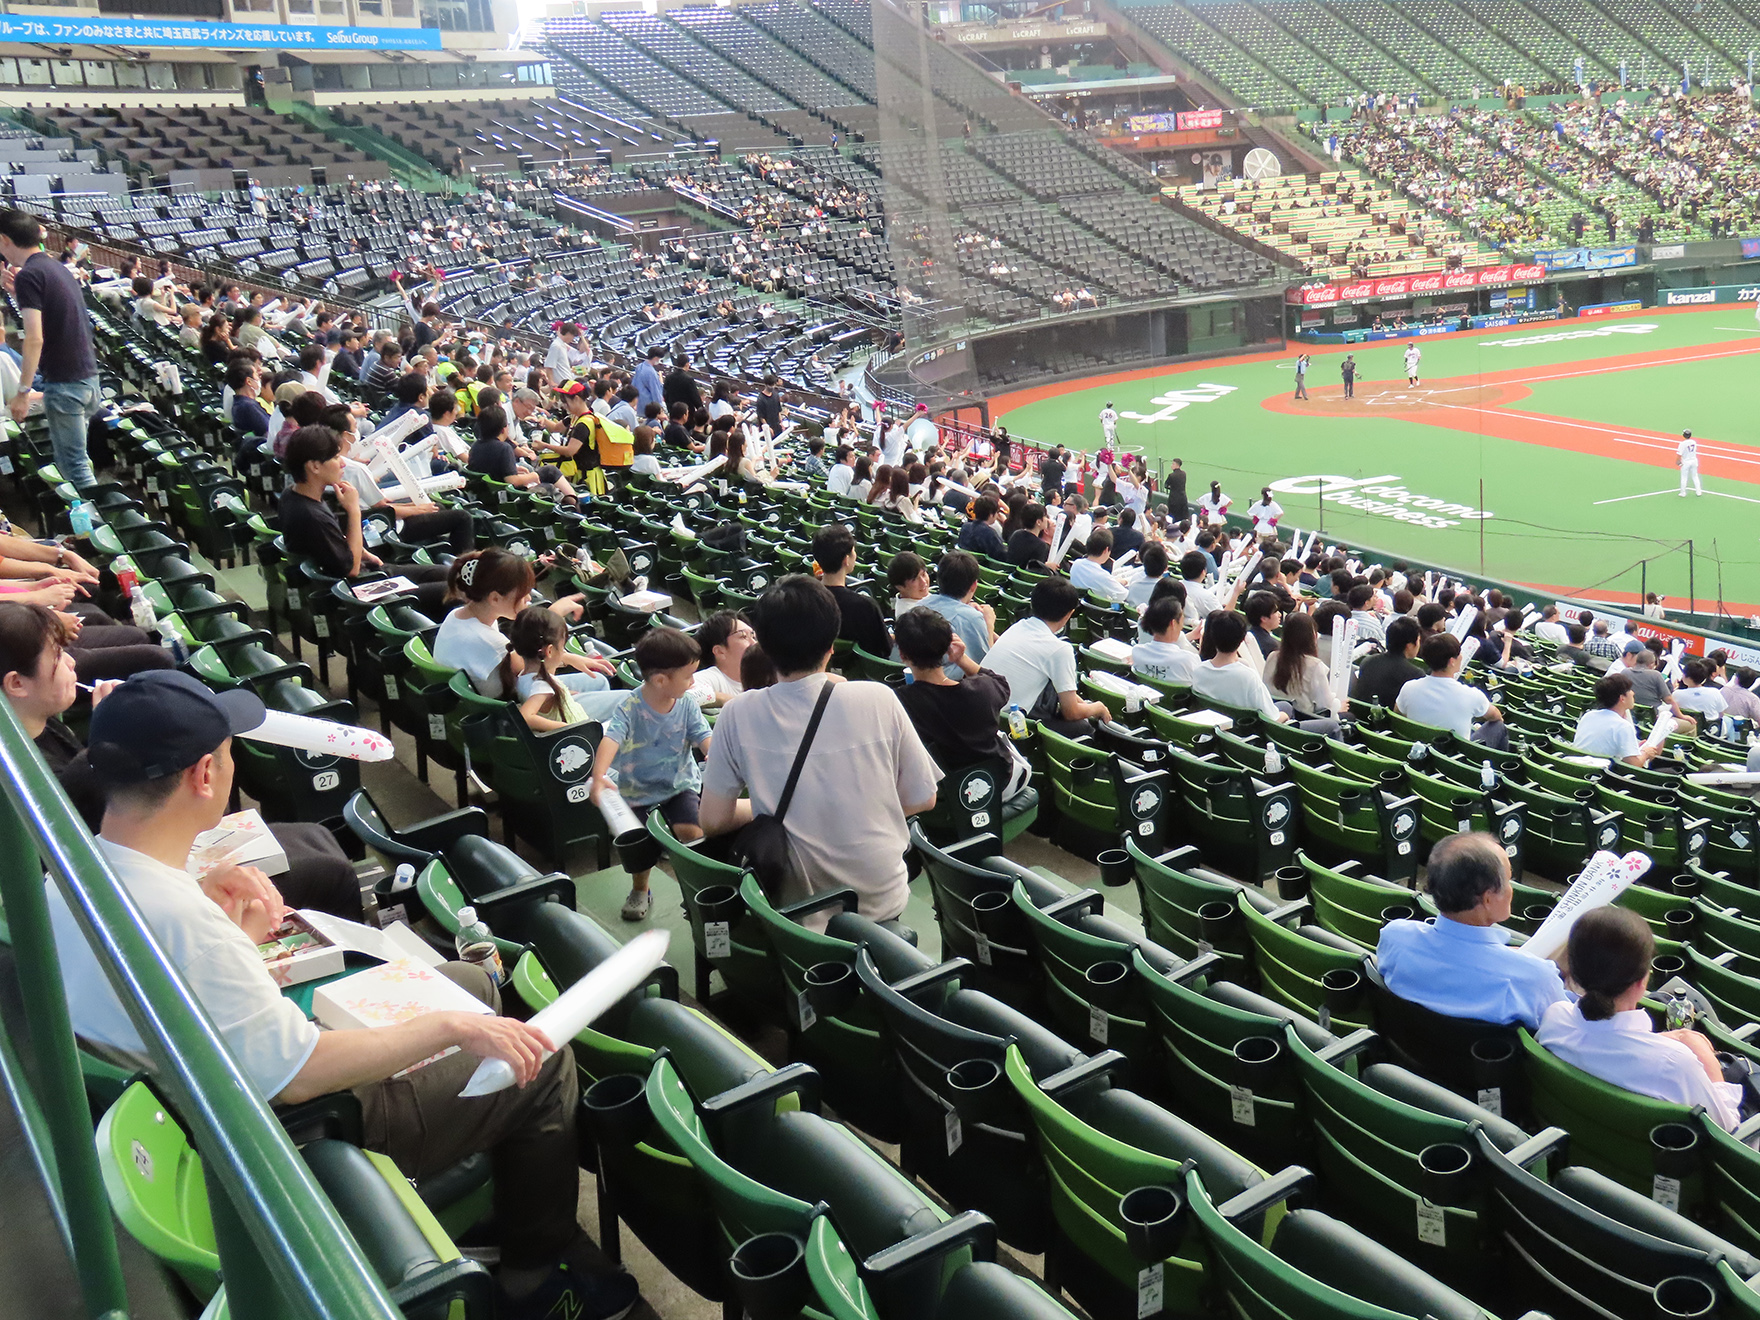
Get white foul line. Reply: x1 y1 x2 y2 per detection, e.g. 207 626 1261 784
1591 488 1760 506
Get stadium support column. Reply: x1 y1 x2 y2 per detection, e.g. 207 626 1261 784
873 0 969 353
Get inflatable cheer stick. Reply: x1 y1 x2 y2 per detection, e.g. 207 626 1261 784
241 708 395 761
459 929 671 1097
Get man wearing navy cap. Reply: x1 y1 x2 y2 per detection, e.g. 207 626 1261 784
47 671 639 1320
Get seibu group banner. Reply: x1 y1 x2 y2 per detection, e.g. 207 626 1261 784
1286 265 1548 307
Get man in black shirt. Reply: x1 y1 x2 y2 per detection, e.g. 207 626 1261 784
754 374 784 434
280 424 450 614
1352 615 1425 709
332 329 364 379
663 353 704 416
812 523 889 659
1110 507 1145 560
894 607 1015 771
956 494 1007 560
1 210 100 488
1006 503 1053 568
661 401 693 452
1039 446 1066 499
1165 458 1188 522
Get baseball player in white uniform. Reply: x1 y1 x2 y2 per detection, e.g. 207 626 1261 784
1098 402 1118 446
1678 429 1702 496
1404 343 1422 386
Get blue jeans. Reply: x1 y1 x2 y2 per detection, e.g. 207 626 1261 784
42 374 100 490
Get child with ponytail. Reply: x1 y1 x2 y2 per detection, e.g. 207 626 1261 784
433 547 624 721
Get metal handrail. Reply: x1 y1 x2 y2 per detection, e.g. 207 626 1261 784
0 699 402 1320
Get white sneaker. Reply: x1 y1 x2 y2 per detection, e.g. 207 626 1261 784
621 888 653 921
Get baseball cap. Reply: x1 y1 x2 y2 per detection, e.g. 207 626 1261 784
274 381 307 406
554 380 587 396
87 671 266 785
1622 639 1648 655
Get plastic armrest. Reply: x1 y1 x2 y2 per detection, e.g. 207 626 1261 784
1732 1022 1760 1043
1314 1028 1379 1067
1503 1125 1571 1172
470 873 576 916
1169 949 1225 989
274 1090 365 1146
890 959 973 998
860 1210 997 1280
1044 889 1104 921
398 806 490 854
1214 1166 1314 1224
702 1061 822 1121
936 831 1005 868
1040 1049 1129 1100
1266 898 1312 925
389 1256 494 1318
780 888 861 921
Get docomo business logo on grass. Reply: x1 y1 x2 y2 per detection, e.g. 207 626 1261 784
1268 474 1492 530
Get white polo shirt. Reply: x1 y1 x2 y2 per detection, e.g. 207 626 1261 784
1133 640 1198 685
1536 1001 1742 1132
1571 706 1641 760
1395 674 1490 739
985 616 1079 715
49 839 320 1100
1193 656 1281 719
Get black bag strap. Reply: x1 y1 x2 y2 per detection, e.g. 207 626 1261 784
775 681 835 825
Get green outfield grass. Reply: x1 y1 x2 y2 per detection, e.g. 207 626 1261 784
992 308 1760 611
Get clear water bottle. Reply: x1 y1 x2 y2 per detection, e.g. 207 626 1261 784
1263 745 1284 775
1407 740 1427 764
455 905 504 985
1007 703 1029 740
1481 760 1498 792
69 502 93 537
129 585 156 631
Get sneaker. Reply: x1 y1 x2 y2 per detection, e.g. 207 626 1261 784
620 888 652 922
497 1263 639 1320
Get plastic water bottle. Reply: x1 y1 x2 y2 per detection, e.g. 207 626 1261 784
1407 740 1427 764
363 518 383 547
1264 746 1284 775
1007 703 1029 740
455 905 505 985
1481 760 1498 792
157 620 187 665
69 502 93 537
129 586 156 631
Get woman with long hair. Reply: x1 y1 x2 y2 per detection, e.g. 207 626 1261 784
1264 613 1342 716
848 456 874 502
867 463 894 505
890 467 921 523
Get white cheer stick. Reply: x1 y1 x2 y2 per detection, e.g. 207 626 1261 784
1448 606 1480 640
459 929 671 1097
241 708 394 761
1519 851 1651 961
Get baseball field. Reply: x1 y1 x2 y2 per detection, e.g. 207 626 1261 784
990 305 1760 614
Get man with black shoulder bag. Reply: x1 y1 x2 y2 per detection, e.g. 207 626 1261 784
701 575 940 930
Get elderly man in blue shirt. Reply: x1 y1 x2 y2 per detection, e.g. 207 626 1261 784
1376 831 1568 1028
